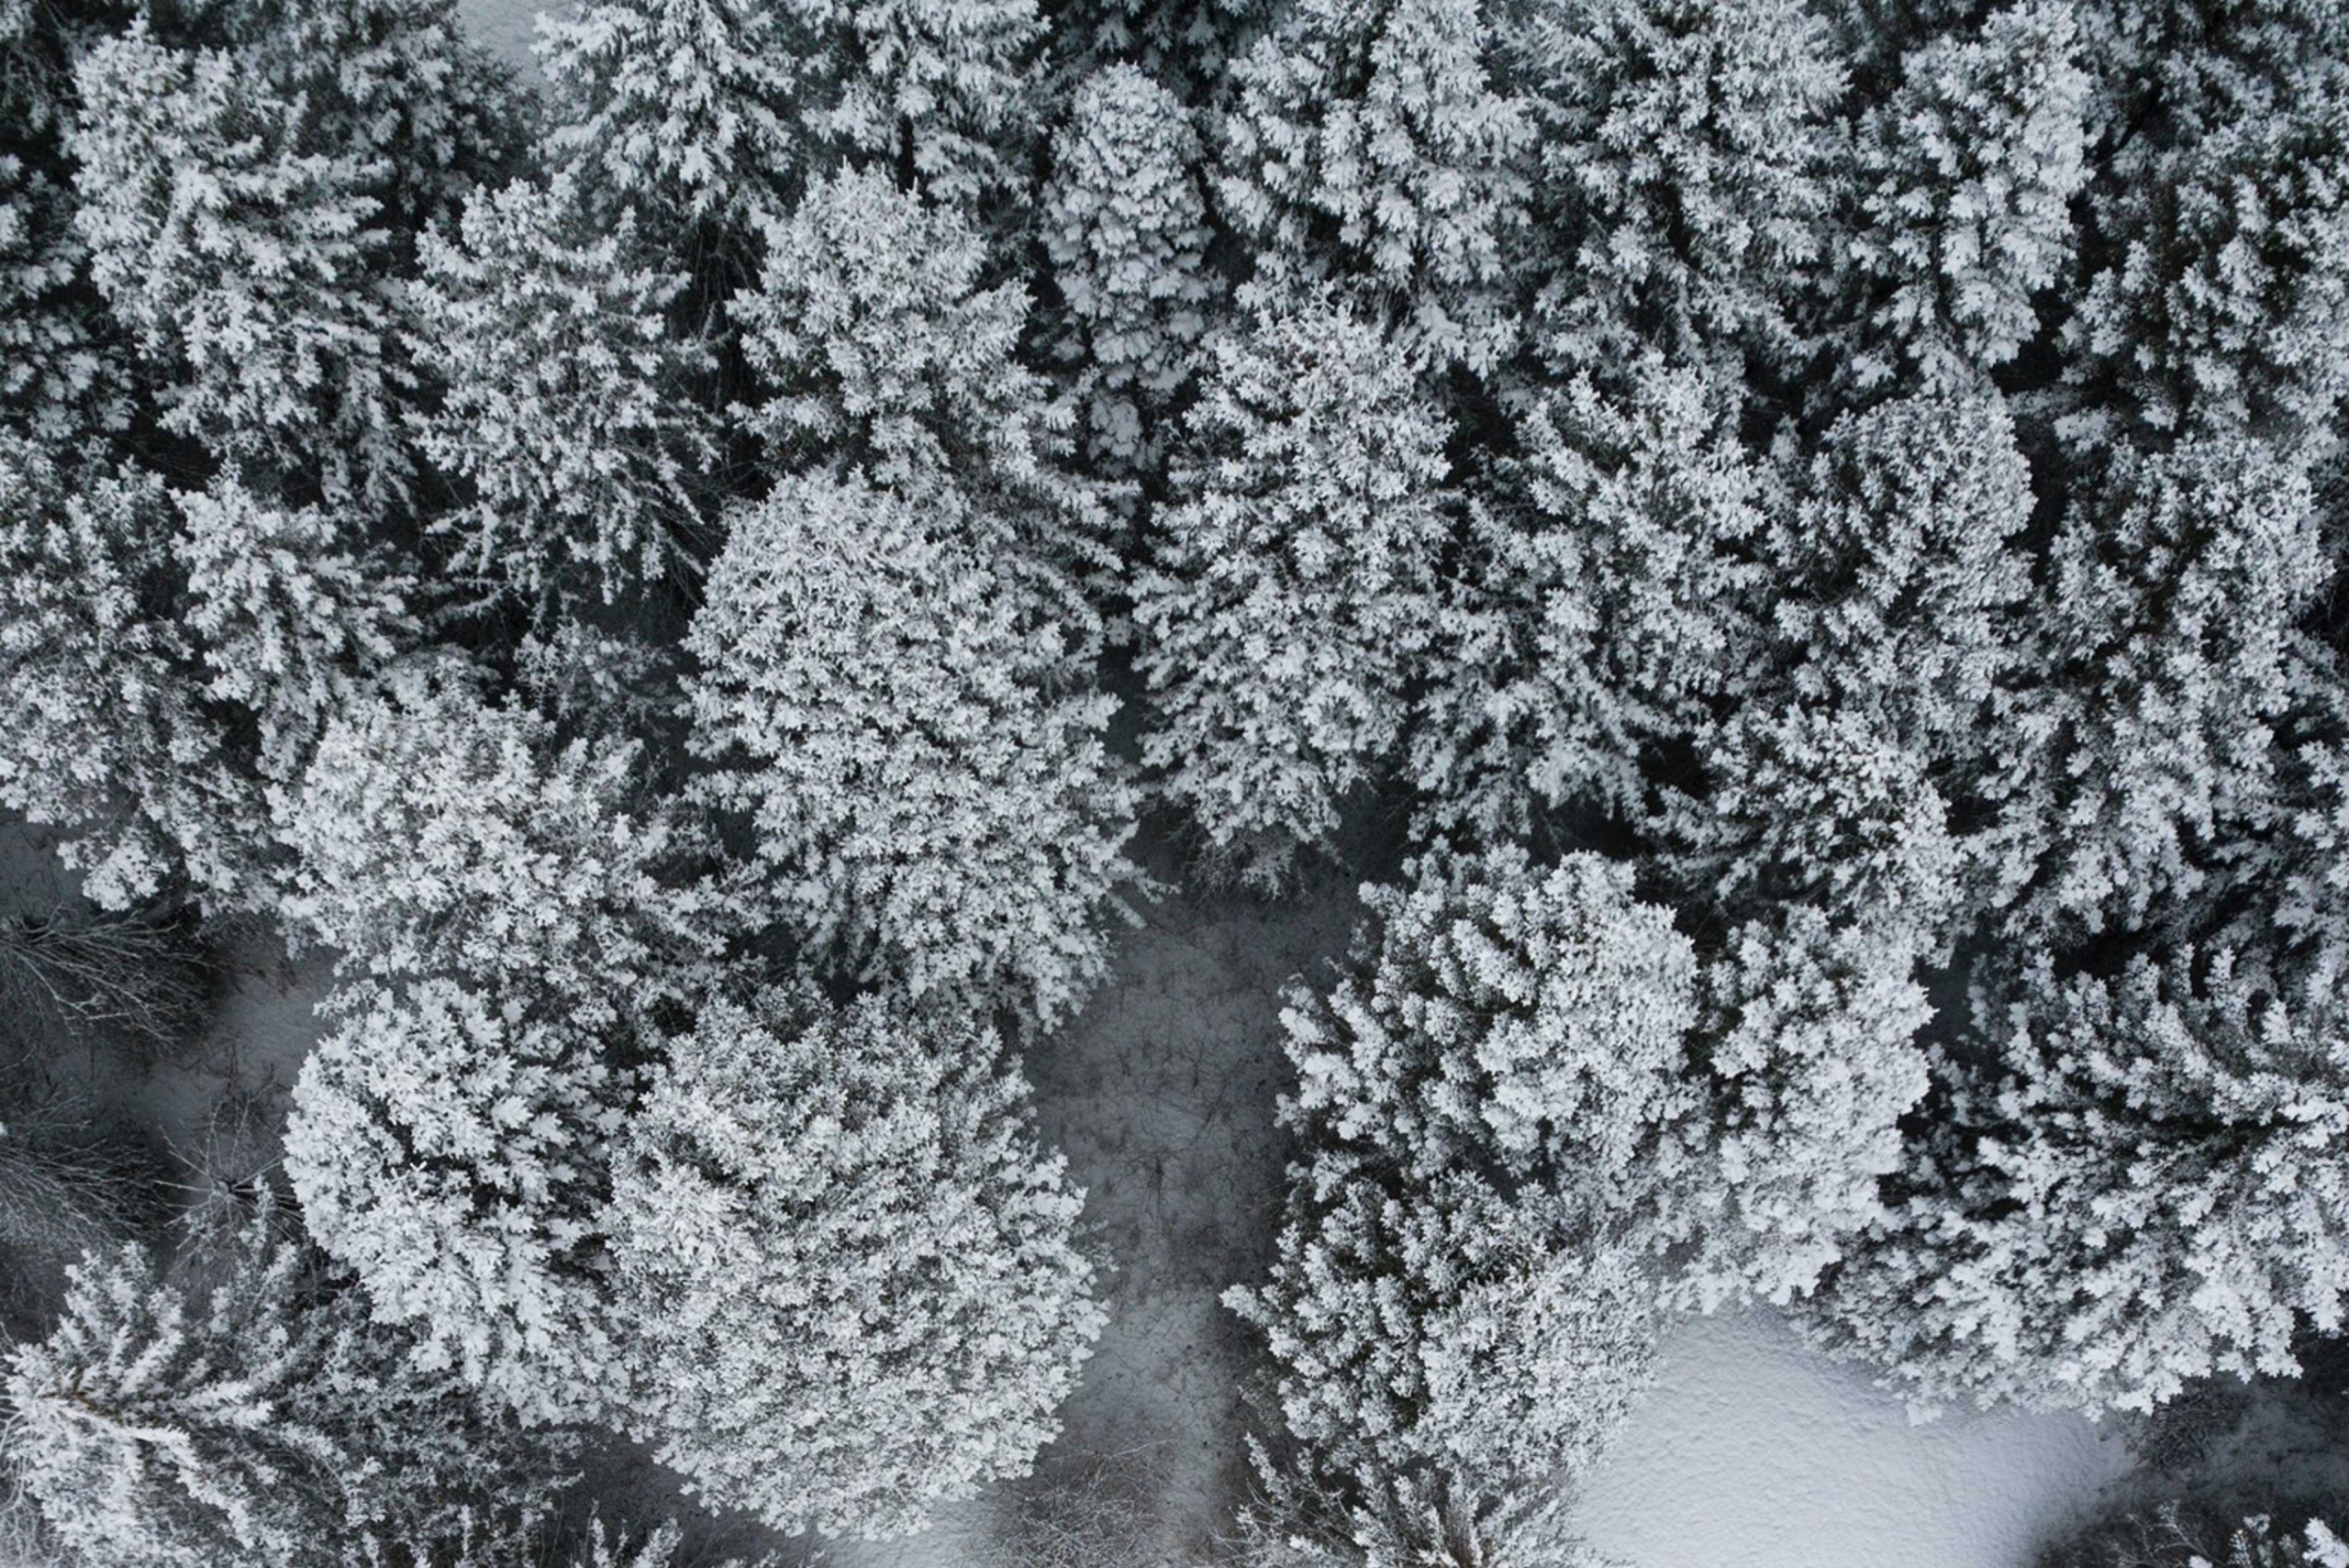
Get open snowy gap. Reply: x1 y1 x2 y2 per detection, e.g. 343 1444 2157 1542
1573 1309 2132 1568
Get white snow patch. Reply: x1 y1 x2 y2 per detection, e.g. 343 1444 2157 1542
1572 1308 2133 1568
455 0 546 76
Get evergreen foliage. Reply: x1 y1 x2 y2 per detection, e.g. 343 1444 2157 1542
1216 0 1529 369
1136 291 1454 887
607 987 1103 1536
69 21 408 506
273 653 724 1020
408 174 716 609
1814 951 2349 1416
16 0 2349 1540
1042 63 1218 470
4 1208 563 1567
540 0 1043 225
284 974 629 1423
683 471 1137 1031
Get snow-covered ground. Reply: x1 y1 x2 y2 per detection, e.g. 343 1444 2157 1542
1574 1309 2133 1568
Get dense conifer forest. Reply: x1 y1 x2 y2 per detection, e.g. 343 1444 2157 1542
6 0 2349 1562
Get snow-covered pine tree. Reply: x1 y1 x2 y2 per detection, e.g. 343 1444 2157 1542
1660 906 1929 1307
812 0 1044 206
0 149 107 443
1133 291 1454 889
68 21 409 507
272 652 726 1024
682 471 1139 1033
1230 1162 1658 1515
1416 354 1767 841
250 0 530 232
1500 0 1843 374
732 164 1030 486
1229 848 1686 1548
2246 668 2349 1002
1669 703 1963 954
1810 950 2349 1417
1042 63 1219 472
1279 848 1697 1193
539 0 801 234
408 173 716 611
1215 0 1529 371
5 1206 562 1567
1839 1 2090 395
283 974 630 1425
606 987 1103 1538
0 0 123 442
1041 0 1259 91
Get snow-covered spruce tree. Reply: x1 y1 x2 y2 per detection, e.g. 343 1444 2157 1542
1417 354 1766 841
1837 0 2090 396
540 0 1042 230
172 474 417 795
272 653 726 1023
1661 391 2038 948
805 0 1044 207
0 437 250 912
1041 0 1259 90
1659 907 1929 1307
0 149 107 443
1133 292 1454 890
68 22 408 507
606 987 1103 1538
1763 392 2039 791
1041 63 1218 472
1669 703 1963 954
1500 0 1843 373
283 975 630 1425
2057 0 2349 454
206 0 529 237
1215 0 1529 371
729 166 1105 575
683 471 1139 1033
1277 849 1698 1195
408 174 716 610
1230 1167 1659 1500
0 443 423 916
0 0 123 444
1811 950 2349 1417
1230 850 1687 1553
2015 434 2328 943
732 165 1032 486
2249 663 2349 1002
4 1207 562 1568
538 0 800 234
